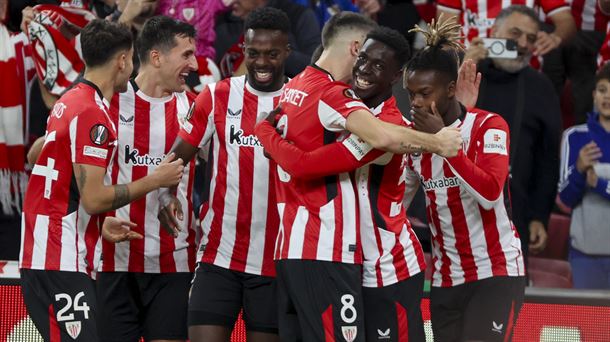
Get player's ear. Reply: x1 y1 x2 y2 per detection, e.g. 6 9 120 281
447 80 456 99
391 68 404 86
350 40 360 57
118 52 127 71
150 49 161 68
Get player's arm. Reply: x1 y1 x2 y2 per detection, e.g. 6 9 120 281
345 108 462 157
443 115 509 210
74 153 184 215
255 120 385 179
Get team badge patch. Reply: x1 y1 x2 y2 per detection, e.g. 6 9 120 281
65 321 81 339
483 129 507 155
342 134 373 161
343 88 360 100
89 124 109 146
341 326 357 342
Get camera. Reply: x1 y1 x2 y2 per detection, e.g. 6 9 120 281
482 38 518 59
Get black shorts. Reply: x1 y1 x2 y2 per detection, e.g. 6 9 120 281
362 272 425 342
276 259 365 342
96 272 192 342
21 269 99 342
430 276 526 342
188 262 278 333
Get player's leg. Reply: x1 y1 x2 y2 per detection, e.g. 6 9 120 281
22 269 99 342
242 273 279 342
276 259 365 342
429 282 471 342
188 263 242 342
462 276 526 342
276 264 302 342
96 272 142 342
140 272 192 342
363 272 425 341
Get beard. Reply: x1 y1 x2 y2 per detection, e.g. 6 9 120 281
492 53 532 73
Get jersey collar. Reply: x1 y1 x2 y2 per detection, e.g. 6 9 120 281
80 78 109 108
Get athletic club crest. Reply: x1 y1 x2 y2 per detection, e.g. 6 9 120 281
341 326 357 342
182 8 195 21
65 321 81 339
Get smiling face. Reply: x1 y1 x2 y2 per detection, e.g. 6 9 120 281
351 39 402 106
157 35 198 93
491 12 539 72
594 78 610 119
405 69 455 119
244 28 290 92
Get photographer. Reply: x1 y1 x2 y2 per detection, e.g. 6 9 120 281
465 5 562 263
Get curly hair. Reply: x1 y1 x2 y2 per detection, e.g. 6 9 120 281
244 7 290 34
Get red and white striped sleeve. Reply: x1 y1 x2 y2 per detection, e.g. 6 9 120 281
443 114 510 210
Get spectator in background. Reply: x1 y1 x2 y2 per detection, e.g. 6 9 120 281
465 6 562 262
597 0 610 67
437 0 576 57
214 0 320 77
558 64 610 290
542 0 607 125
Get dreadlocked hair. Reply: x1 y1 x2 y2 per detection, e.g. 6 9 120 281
405 14 463 87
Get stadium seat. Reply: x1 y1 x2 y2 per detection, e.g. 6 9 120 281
528 257 573 288
537 213 571 260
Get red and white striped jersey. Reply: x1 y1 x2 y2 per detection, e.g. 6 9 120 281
356 98 427 288
437 0 570 43
405 109 525 288
99 80 197 273
272 65 368 264
571 0 608 32
178 75 280 277
20 80 117 277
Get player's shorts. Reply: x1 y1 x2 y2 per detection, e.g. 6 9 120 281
21 268 98 342
276 259 365 342
430 275 526 342
188 262 278 333
362 272 425 342
96 272 192 342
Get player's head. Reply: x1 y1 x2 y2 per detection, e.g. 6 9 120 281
136 16 198 93
404 17 462 118
80 20 134 93
352 26 410 106
243 7 291 92
319 12 377 76
491 5 540 73
593 63 610 119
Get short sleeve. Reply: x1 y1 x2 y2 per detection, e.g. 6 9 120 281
178 84 215 148
539 0 570 16
71 107 116 168
317 84 370 132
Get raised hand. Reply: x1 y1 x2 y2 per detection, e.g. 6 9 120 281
576 141 601 173
101 217 142 243
456 58 482 110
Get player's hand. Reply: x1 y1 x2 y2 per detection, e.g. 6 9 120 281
534 31 561 56
20 6 37 33
528 220 548 254
586 168 599 188
262 106 283 126
456 58 482 110
151 152 184 188
463 38 488 65
411 102 444 134
576 141 601 173
101 217 142 243
434 127 462 157
157 191 183 238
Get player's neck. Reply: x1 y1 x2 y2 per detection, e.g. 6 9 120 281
83 70 116 103
316 51 352 83
134 69 172 98
442 100 462 126
363 90 392 109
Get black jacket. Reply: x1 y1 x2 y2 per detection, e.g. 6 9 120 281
476 59 561 242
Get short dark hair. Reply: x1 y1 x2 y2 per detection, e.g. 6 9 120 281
80 20 133 68
244 7 290 34
321 12 377 48
494 5 541 30
366 26 411 68
595 62 610 84
136 16 196 64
